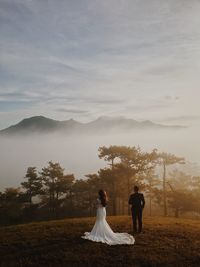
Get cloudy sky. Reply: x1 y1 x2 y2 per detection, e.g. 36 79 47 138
0 0 200 129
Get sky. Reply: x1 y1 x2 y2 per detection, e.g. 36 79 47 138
0 0 200 129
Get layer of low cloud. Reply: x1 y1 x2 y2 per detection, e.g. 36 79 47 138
162 115 200 122
56 108 89 114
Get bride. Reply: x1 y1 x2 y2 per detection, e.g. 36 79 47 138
82 190 135 245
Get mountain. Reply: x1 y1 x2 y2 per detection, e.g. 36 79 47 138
0 116 82 135
0 115 185 136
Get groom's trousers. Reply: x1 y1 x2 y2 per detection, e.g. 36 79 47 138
131 208 143 233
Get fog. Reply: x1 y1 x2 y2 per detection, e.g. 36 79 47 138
0 124 200 190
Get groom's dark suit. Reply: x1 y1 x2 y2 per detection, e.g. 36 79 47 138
129 192 145 233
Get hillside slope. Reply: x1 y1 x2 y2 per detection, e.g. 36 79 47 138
0 116 185 136
0 216 199 267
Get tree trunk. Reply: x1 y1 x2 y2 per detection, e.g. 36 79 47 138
112 183 117 215
89 192 92 217
116 197 119 215
127 176 131 215
122 197 125 215
175 208 179 218
29 193 32 205
111 159 117 216
163 162 167 216
69 190 73 205
69 190 73 216
149 195 152 216
149 182 152 216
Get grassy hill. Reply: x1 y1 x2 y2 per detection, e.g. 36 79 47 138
0 216 200 267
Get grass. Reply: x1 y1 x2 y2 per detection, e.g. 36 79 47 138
0 216 200 267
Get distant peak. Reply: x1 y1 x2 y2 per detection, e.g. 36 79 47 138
96 116 126 121
141 120 154 124
0 115 186 135
21 116 54 121
63 118 79 124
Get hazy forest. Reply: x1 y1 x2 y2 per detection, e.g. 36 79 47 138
1 145 199 226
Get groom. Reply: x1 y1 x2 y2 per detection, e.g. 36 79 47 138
129 185 145 234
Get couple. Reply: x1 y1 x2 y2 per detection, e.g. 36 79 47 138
82 186 145 245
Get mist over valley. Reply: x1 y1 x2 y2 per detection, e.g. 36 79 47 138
0 116 199 190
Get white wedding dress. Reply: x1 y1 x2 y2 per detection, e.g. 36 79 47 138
82 199 135 245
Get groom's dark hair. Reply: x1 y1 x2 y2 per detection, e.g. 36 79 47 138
134 185 139 192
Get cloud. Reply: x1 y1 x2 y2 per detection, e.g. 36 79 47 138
164 95 180 102
0 0 200 127
0 100 34 112
56 108 89 114
163 115 200 122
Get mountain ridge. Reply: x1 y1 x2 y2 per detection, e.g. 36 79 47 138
0 115 186 136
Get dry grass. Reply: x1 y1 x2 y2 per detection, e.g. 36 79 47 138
0 216 200 267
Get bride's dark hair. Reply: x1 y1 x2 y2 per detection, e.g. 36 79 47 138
98 190 108 207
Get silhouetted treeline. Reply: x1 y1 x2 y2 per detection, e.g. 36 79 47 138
0 146 200 225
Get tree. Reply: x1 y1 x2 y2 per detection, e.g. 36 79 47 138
55 174 75 217
192 176 200 194
21 167 43 204
55 174 75 200
85 174 103 216
98 146 121 215
71 179 92 216
141 169 160 216
98 167 120 215
157 152 185 216
167 170 193 217
40 161 65 215
191 176 200 214
0 187 23 224
99 146 158 215
117 146 158 215
168 170 192 191
167 181 198 217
